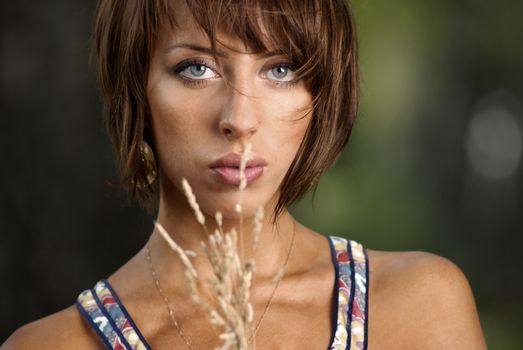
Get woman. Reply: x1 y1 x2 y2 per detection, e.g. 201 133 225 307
2 0 487 349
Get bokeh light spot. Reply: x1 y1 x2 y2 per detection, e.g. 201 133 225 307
465 97 522 180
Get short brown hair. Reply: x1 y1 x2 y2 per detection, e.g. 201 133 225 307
92 0 359 217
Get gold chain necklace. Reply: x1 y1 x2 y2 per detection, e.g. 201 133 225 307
146 221 296 349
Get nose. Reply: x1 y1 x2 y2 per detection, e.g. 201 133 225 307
219 84 260 140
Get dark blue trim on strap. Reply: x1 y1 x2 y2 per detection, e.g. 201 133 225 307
363 247 370 350
91 287 133 350
102 279 153 350
345 240 356 350
75 298 114 350
326 235 340 350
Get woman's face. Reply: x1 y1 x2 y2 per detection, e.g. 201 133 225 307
147 5 312 219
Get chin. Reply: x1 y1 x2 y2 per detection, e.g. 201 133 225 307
198 193 268 221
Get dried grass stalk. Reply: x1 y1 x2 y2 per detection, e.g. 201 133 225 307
157 144 260 350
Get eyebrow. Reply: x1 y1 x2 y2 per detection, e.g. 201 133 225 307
165 43 285 59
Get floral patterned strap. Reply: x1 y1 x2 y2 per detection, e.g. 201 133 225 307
76 280 151 350
329 236 369 350
77 238 368 350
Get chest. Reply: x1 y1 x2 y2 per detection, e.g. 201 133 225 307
79 237 369 349
146 272 336 349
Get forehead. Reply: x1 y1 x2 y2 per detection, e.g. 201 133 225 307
156 0 304 56
157 4 254 55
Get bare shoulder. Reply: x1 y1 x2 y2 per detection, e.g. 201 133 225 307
367 250 487 350
1 305 103 350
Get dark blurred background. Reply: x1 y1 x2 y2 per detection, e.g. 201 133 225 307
1 1 522 348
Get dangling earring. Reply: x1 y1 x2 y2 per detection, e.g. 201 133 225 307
140 141 157 186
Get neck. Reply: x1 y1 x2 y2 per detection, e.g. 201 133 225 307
147 188 297 293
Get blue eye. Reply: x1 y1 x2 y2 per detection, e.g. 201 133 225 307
272 66 288 79
180 64 218 79
175 59 219 80
188 65 207 77
266 65 296 82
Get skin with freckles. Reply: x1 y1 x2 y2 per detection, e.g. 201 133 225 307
144 7 316 283
147 18 313 223
1 2 487 349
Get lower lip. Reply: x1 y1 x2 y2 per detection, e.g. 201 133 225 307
210 166 265 186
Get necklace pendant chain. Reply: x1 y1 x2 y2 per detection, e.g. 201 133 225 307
146 221 296 349
147 244 195 350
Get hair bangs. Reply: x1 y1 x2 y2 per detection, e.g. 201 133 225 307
93 0 358 216
155 0 322 83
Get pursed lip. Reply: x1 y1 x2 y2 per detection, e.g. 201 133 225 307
210 153 268 169
210 153 267 186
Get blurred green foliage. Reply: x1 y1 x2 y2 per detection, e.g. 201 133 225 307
292 0 523 348
1 1 521 347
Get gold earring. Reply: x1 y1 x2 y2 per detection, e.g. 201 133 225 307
140 141 157 186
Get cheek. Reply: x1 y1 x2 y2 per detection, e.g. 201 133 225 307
147 84 210 180
149 83 213 136
263 88 312 151
147 79 226 167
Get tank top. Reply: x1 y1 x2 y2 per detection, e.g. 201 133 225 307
76 236 369 350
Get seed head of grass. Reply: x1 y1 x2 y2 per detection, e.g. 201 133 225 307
182 177 206 226
157 144 262 350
